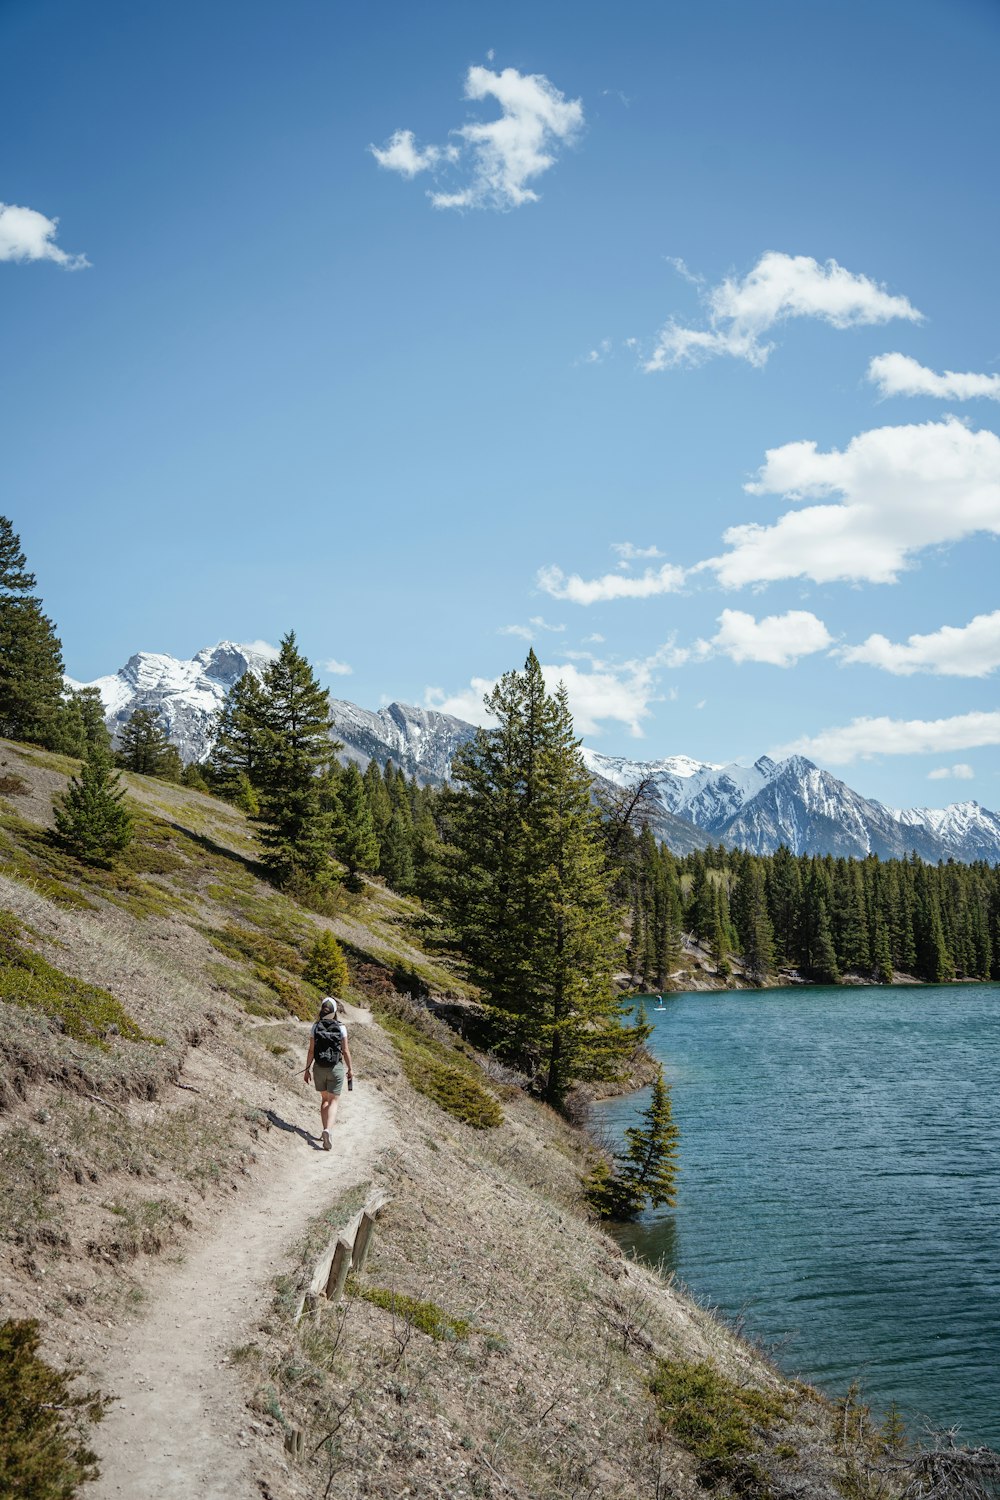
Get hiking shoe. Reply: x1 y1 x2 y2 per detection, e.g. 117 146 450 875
322 1129 332 1151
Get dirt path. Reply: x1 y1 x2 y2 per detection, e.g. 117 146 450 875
90 1061 392 1500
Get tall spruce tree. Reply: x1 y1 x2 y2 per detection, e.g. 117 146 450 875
0 519 66 747
333 761 380 886
53 687 111 760
256 632 335 885
53 748 134 864
116 708 173 776
445 652 632 1107
209 670 272 795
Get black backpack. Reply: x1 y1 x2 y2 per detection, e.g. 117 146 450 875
313 1016 343 1068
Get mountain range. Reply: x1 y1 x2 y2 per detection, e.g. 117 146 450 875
69 642 1000 866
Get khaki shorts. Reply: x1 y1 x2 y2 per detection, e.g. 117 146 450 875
313 1060 346 1096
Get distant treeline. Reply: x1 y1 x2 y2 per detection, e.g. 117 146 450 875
619 828 1000 988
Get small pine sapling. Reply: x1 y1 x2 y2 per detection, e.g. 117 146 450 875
304 931 349 996
53 748 134 865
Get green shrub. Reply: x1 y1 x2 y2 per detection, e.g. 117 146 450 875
380 1013 502 1129
0 1318 108 1499
303 930 349 996
649 1358 794 1493
0 911 159 1047
349 1279 470 1341
207 922 303 973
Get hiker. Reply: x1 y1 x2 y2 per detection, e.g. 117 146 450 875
303 997 354 1150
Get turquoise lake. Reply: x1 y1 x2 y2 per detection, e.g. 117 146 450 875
594 984 1000 1448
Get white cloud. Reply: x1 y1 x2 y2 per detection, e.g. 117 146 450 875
611 541 663 561
369 129 456 178
498 616 566 642
424 678 499 727
646 252 921 371
0 202 88 268
928 764 975 781
426 640 684 739
775 710 1000 766
323 658 353 676
868 352 1000 403
839 609 1000 677
581 338 612 365
537 559 685 605
706 417 1000 588
371 64 583 211
698 609 834 667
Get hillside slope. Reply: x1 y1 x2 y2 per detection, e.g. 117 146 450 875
0 741 906 1500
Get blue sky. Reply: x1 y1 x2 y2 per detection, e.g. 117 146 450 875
4 0 1000 808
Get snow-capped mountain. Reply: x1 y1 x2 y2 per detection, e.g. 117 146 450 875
73 643 1000 864
328 698 476 785
583 746 1000 864
67 642 277 764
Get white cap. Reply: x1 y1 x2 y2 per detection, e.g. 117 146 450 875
320 997 338 1014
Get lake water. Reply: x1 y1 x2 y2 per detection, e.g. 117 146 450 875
595 985 1000 1448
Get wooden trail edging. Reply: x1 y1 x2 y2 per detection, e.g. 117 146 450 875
294 1186 388 1324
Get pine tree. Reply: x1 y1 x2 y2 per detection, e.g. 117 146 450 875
209 670 271 794
333 761 380 886
380 805 415 892
615 1065 681 1212
255 633 336 886
445 653 629 1108
53 687 111 760
812 895 840 983
116 708 173 776
303 931 349 996
0 600 66 748
734 860 774 984
181 762 211 793
363 759 392 839
53 748 134 864
0 518 66 749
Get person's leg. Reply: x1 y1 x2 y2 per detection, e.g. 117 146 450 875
320 1091 338 1131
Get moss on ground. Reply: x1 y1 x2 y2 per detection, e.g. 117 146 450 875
649 1357 796 1494
0 911 159 1048
347 1277 471 1341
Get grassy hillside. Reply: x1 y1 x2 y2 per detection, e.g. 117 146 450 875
0 740 925 1499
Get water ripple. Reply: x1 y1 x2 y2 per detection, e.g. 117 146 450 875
597 984 1000 1447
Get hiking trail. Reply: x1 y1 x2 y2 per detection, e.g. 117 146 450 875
90 1026 392 1500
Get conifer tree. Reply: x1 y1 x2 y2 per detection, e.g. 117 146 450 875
0 517 66 748
209 670 271 794
445 652 632 1108
333 761 380 886
181 762 211 793
256 632 335 886
304 931 349 996
363 759 392 839
53 687 111 760
615 1065 681 1212
380 805 415 892
812 895 840 983
53 748 134 864
734 860 774 984
116 707 173 776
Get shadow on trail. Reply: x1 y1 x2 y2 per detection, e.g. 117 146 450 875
265 1110 322 1149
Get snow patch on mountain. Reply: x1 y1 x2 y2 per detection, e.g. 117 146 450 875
67 642 277 763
